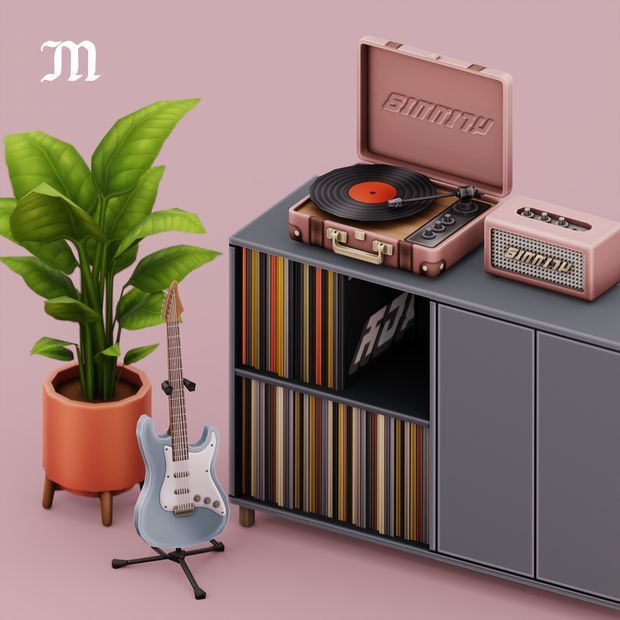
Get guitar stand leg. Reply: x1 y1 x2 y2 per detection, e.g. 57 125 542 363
178 556 206 600
111 540 225 600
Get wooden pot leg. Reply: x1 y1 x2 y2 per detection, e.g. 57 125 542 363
100 491 113 526
42 476 56 509
239 506 255 527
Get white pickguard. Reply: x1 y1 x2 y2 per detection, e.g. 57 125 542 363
159 434 227 517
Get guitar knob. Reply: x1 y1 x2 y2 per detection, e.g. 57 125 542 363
213 501 220 508
194 495 201 502
204 497 211 505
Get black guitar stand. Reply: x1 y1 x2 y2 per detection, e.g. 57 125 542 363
112 540 225 599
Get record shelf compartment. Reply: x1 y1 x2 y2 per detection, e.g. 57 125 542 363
236 377 429 545
229 182 620 611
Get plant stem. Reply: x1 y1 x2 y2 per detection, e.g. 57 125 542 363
81 326 95 401
76 243 107 400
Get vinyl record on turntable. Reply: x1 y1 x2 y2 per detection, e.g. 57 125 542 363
310 163 436 222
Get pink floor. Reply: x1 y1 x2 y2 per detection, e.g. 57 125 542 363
1 351 617 619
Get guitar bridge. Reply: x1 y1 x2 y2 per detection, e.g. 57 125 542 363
173 505 195 517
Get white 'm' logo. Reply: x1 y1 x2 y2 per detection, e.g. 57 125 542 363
40 40 101 82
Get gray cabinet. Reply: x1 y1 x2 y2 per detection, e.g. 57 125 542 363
437 306 534 576
537 333 620 602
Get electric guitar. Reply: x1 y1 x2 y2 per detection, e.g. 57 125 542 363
134 282 229 548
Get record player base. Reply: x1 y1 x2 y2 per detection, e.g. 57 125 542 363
41 474 143 526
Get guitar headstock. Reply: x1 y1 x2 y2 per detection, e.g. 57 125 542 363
162 281 184 324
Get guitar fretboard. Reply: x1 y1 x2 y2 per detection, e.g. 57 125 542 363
166 319 189 461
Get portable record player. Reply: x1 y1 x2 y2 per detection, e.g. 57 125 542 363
289 36 513 276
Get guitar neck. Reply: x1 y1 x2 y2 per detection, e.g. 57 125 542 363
166 320 189 461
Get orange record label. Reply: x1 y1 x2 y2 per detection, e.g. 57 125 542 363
347 181 398 204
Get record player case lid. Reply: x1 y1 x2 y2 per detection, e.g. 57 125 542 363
358 36 512 198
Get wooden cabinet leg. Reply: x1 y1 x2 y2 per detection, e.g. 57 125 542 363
42 476 56 509
239 506 255 527
100 491 113 526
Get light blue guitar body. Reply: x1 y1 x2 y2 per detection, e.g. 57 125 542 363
134 415 229 549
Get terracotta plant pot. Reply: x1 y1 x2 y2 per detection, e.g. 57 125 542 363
41 363 152 526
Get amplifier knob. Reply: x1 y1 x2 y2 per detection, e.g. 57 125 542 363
541 211 552 223
432 221 446 232
422 228 435 239
441 213 455 225
521 207 534 218
558 216 569 227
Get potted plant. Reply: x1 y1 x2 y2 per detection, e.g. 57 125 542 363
0 98 218 525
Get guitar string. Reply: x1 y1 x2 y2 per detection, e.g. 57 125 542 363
171 310 190 507
167 293 191 511
170 292 191 509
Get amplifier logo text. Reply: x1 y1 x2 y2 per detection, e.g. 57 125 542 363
41 40 101 82
349 292 415 375
383 92 494 136
504 246 573 273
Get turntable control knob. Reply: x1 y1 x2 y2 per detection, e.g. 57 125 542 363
541 211 552 223
441 213 455 225
422 228 436 239
432 221 446 232
558 216 569 227
521 207 534 218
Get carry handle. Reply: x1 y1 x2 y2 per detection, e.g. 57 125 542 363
326 228 394 265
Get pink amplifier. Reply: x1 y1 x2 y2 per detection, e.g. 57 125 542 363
484 195 620 301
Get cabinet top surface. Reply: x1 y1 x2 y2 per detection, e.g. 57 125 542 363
231 179 620 352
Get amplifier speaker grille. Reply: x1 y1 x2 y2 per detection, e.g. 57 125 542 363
490 229 584 291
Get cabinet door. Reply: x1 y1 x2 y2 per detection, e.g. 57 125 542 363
538 333 620 601
438 306 534 576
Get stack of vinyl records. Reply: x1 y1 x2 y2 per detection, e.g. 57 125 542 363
239 378 429 545
238 248 416 390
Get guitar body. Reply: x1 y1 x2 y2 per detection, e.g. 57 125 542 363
134 415 229 548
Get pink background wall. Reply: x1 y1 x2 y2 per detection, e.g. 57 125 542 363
1 0 619 618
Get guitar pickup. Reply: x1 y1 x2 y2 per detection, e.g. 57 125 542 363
173 471 190 478
173 488 190 495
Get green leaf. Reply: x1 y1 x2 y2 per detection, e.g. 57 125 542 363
114 245 138 274
116 288 165 330
127 245 219 293
115 208 205 258
96 343 120 361
44 296 101 323
124 344 158 365
4 131 96 211
10 184 106 245
0 198 77 273
104 166 165 240
31 336 75 361
92 99 199 198
0 256 77 299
